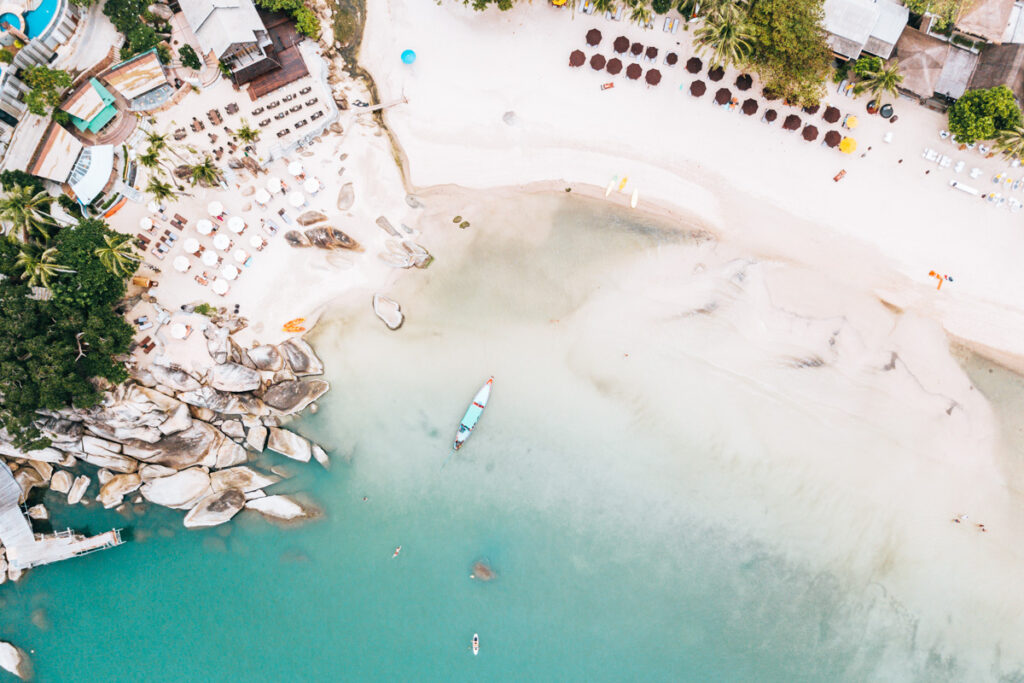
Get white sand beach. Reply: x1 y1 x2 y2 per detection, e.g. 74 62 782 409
361 0 1024 369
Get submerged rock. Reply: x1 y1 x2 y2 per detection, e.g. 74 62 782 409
337 183 354 211
470 561 496 581
245 495 321 523
284 230 311 248
376 215 401 236
211 466 280 493
184 489 245 528
312 444 330 470
372 294 404 330
304 227 361 251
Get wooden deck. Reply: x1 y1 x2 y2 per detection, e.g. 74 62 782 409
246 45 309 100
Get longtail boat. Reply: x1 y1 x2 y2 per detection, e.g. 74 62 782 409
453 377 493 450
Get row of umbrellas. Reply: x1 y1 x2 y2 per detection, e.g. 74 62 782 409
570 51 662 84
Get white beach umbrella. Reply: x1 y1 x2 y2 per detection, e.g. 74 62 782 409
303 178 320 194
213 233 231 251
212 278 229 296
139 216 153 231
146 201 161 213
267 176 283 194
287 160 303 176
288 191 305 208
208 200 225 217
233 249 250 265
249 234 266 249
202 250 219 267
196 218 214 235
182 238 201 254
227 216 245 233
172 255 191 273
169 323 188 339
254 188 271 205
221 264 239 280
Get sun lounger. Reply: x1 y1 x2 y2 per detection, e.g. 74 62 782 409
672 17 679 32
970 167 982 179
663 16 672 31
954 160 965 173
939 155 952 167
922 148 938 161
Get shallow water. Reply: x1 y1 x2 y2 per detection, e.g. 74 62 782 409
2 194 1022 681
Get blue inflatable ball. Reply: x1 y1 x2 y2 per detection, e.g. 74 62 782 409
401 49 416 65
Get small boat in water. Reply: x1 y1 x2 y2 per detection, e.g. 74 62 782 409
454 377 493 450
605 177 617 197
630 188 639 208
472 633 479 656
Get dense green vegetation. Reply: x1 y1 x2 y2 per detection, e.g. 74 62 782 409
947 86 1023 145
254 0 320 37
0 209 136 450
904 0 964 30
21 66 72 116
103 0 169 59
179 44 202 70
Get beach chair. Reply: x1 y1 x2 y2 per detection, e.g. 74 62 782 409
663 16 672 31
970 167 982 179
939 155 952 168
612 6 623 19
954 160 965 173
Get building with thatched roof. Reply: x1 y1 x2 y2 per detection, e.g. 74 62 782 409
895 28 977 102
956 0 1015 43
969 42 1024 102
823 0 909 60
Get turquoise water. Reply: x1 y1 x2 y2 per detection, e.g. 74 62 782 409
0 194 1018 681
24 0 57 39
0 13 21 33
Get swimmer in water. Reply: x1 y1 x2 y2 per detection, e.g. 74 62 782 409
392 546 401 558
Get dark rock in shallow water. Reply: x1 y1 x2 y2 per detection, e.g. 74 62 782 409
303 227 361 251
284 231 311 248
471 561 496 581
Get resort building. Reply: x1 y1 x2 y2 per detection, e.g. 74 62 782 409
26 122 114 205
59 77 117 134
968 42 1024 102
102 49 174 112
823 0 909 60
894 27 976 104
178 0 278 85
954 0 1015 44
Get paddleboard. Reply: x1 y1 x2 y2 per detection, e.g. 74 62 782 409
605 177 617 197
630 189 639 208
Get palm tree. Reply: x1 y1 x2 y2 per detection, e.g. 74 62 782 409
593 0 615 13
189 156 222 187
0 185 55 243
995 125 1024 160
693 3 752 68
855 60 904 106
16 245 71 288
138 150 166 176
145 131 167 154
235 119 260 144
146 177 177 203
628 0 652 27
94 233 140 278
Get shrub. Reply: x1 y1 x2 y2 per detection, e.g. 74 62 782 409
948 86 1023 144
652 0 672 14
178 44 201 70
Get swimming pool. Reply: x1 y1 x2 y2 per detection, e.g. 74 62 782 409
0 12 22 33
25 0 58 39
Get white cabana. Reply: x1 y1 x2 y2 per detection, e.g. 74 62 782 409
249 234 266 249
172 255 191 272
182 238 201 254
303 178 320 194
227 216 246 234
233 249 251 265
212 279 229 296
221 264 239 280
208 200 225 217
202 250 220 267
288 191 305 208
139 216 153 231
267 176 283 194
213 233 231 251
254 188 271 205
169 323 189 339
196 219 214 235
146 200 162 213
287 160 303 176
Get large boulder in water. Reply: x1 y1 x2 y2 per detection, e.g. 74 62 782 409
471 561 496 581
0 641 32 680
184 489 245 528
373 294 404 330
337 183 354 211
266 428 311 462
297 210 328 226
97 473 142 509
140 467 212 509
245 494 321 523
143 421 223 469
304 227 361 251
284 231 311 248
208 362 262 392
211 466 280 492
279 338 323 375
262 379 330 414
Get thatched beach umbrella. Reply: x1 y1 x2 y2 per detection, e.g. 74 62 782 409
666 52 678 66
586 28 602 46
686 56 702 74
802 104 820 115
569 50 585 67
708 66 725 81
763 109 778 123
631 42 643 57
626 63 642 80
645 69 662 85
590 54 606 70
646 46 658 60
606 57 623 75
613 36 629 53
741 98 758 116
689 80 706 97
715 87 731 105
783 114 801 131
735 74 753 91
823 106 841 123
802 125 819 141
823 130 841 147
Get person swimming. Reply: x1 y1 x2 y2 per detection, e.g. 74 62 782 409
392 546 401 558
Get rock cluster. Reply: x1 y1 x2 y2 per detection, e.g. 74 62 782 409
0 314 328 583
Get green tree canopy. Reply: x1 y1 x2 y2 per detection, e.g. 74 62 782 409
651 0 672 14
947 86 1023 145
254 0 321 36
852 55 882 78
21 66 72 116
746 0 833 106
179 44 202 70
0 170 46 195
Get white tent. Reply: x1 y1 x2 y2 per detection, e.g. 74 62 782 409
213 233 231 250
182 238 201 254
208 200 225 216
212 279 229 296
288 191 305 208
303 177 320 194
227 216 246 233
254 188 271 205
169 323 188 339
202 250 219 266
233 249 250 265
249 234 266 249
139 216 153 230
172 255 191 272
221 264 239 280
287 160 303 176
267 176 283 194
196 218 214 235
146 200 161 213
